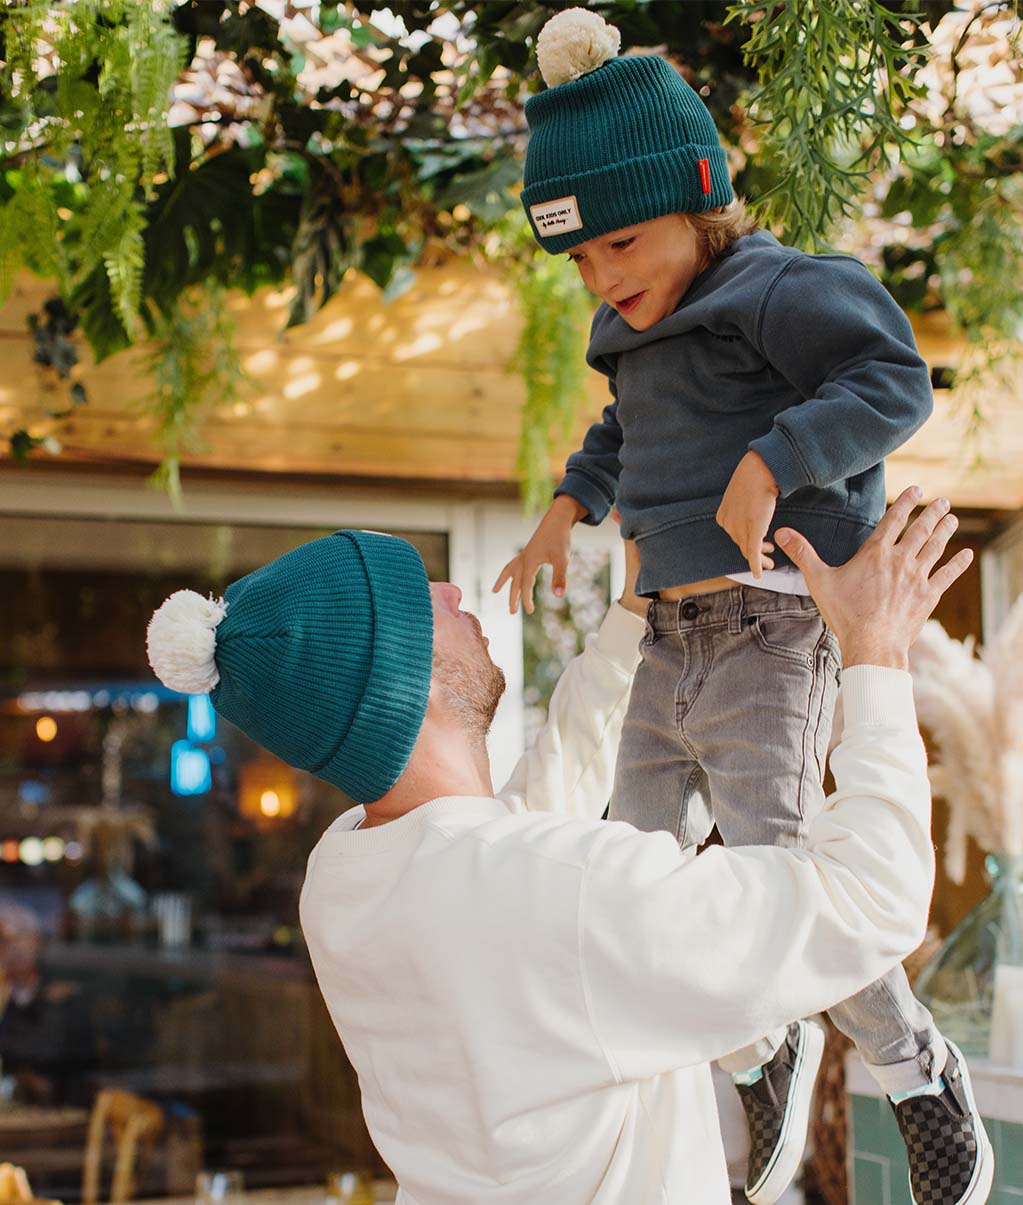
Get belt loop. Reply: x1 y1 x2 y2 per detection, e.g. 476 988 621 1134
675 598 685 632
643 599 656 644
728 587 744 635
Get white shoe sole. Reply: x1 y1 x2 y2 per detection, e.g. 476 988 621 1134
746 1019 825 1205
907 1038 994 1205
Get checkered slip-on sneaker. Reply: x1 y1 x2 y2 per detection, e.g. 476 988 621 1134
890 1040 994 1205
735 1020 825 1205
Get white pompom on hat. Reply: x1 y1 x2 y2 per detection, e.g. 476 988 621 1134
536 7 621 88
146 590 228 695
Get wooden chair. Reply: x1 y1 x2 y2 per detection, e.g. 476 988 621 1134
82 1090 163 1205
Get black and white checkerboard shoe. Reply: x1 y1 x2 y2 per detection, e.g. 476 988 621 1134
890 1040 994 1205
734 1019 824 1205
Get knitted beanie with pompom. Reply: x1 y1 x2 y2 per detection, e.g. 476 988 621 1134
146 530 434 804
522 8 733 254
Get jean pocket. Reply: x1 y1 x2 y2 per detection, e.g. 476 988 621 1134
822 623 842 668
748 612 824 666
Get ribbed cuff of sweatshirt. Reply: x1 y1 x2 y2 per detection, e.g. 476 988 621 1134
840 664 917 729
555 472 615 526
748 426 813 498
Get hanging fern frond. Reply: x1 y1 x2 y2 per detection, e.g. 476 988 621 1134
143 281 247 506
725 0 931 249
103 201 146 334
0 165 65 302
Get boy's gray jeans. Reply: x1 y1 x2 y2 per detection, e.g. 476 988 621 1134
609 586 946 1096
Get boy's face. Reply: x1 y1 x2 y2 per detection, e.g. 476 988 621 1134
566 213 708 331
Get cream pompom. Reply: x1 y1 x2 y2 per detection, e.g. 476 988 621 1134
536 8 621 88
147 590 227 695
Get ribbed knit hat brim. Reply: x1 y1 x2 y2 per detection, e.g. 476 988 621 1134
523 55 734 254
313 531 433 802
211 531 433 804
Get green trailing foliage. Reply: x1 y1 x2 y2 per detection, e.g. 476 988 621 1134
727 0 931 248
1 0 1020 507
143 282 244 508
497 212 594 514
0 0 185 324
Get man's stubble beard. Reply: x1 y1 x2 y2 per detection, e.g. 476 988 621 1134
433 646 507 741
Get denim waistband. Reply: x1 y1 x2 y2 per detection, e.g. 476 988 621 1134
646 585 820 636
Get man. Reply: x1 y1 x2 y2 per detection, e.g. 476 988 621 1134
147 489 986 1205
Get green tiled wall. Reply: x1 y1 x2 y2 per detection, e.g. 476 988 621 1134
849 1093 1023 1203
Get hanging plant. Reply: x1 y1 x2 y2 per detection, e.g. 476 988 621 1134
143 281 245 507
1 0 1019 507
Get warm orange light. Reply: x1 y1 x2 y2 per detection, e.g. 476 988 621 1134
36 716 58 742
1 840 19 864
238 758 297 824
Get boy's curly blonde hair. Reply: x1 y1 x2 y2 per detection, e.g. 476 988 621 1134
685 197 760 260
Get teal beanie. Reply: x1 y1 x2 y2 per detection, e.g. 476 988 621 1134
522 10 733 255
146 530 434 805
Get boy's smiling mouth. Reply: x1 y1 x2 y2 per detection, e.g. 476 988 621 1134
615 291 646 315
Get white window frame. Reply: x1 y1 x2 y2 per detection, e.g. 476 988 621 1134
981 511 1023 642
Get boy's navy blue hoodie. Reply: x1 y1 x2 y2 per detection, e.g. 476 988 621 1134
555 230 934 595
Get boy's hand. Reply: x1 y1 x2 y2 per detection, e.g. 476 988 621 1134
716 450 781 578
492 495 588 615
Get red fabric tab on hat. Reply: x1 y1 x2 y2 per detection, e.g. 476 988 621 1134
698 158 711 195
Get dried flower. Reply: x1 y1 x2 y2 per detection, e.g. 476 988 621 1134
909 595 1023 882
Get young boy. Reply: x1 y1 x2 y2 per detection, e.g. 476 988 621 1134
494 10 992 1205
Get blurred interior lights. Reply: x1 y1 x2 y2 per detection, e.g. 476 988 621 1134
42 836 65 863
238 758 297 823
170 741 212 796
1 840 19 864
18 781 49 807
35 716 58 742
187 694 217 742
64 841 83 863
19 838 44 867
18 691 91 713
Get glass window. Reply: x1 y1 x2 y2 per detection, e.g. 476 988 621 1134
0 514 447 1196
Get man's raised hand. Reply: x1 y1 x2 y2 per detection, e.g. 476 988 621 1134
775 487 973 670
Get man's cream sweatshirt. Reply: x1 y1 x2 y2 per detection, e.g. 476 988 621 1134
300 603 933 1204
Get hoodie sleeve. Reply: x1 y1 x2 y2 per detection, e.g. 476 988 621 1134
578 666 934 1078
748 256 934 498
554 373 623 526
554 305 624 526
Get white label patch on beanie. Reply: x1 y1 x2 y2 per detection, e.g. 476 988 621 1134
530 195 582 238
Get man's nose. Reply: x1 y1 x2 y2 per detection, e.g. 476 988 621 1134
438 583 462 611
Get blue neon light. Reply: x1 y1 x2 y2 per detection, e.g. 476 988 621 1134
170 741 212 796
187 694 217 742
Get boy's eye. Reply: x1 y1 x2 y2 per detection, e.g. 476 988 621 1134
611 237 634 250
567 252 584 263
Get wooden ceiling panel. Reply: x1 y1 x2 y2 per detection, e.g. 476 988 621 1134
1 267 1020 508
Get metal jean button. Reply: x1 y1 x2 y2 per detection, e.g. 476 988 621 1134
681 601 700 621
